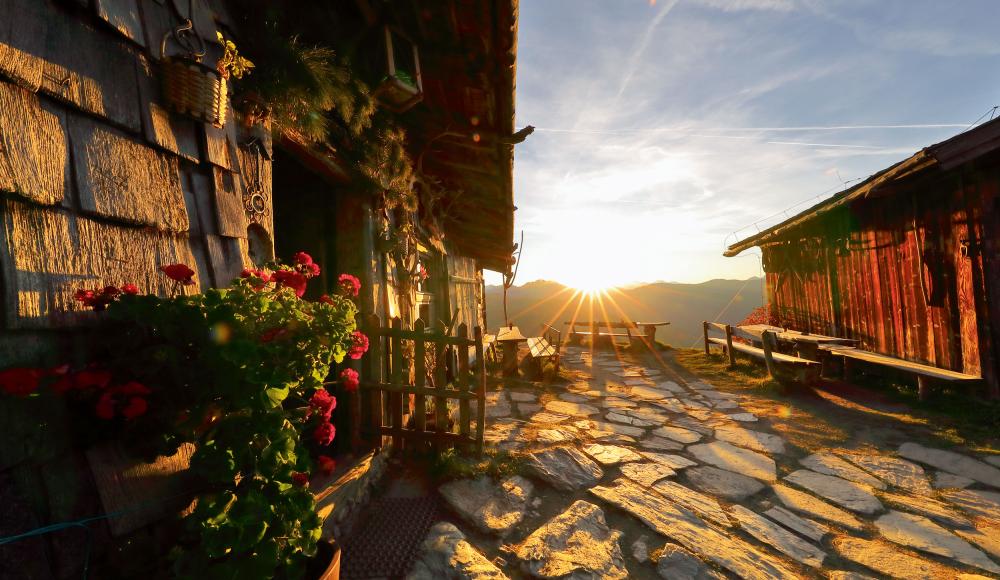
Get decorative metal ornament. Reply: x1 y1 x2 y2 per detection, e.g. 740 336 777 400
240 140 270 225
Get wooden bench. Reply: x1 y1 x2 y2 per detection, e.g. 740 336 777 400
525 325 562 376
565 321 669 348
703 322 820 383
820 344 981 401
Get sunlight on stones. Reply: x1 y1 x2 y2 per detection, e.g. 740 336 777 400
687 441 777 482
837 452 932 494
799 452 887 489
408 522 509 580
512 501 627 580
684 465 765 501
582 443 643 466
772 484 865 531
784 469 884 514
439 476 534 537
526 446 603 492
620 462 676 487
874 510 1000 574
898 442 1000 489
728 505 827 568
762 506 828 542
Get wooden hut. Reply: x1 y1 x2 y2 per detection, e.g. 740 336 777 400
726 119 1000 399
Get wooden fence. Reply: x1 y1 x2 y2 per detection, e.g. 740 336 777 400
359 315 486 455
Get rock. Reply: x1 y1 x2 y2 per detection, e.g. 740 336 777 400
898 442 1000 489
517 403 542 414
536 429 574 444
625 407 673 424
407 522 510 580
713 425 786 455
582 443 643 466
833 536 949 580
785 469 884 514
559 393 591 403
728 505 827 568
652 425 702 444
985 456 1000 468
656 381 686 393
763 506 828 542
933 471 975 489
684 466 765 501
577 420 646 438
651 480 731 527
880 491 971 529
527 446 603 492
700 390 736 400
655 543 714 580
941 488 1000 521
726 413 758 422
632 535 650 562
956 524 1000 561
486 392 512 419
681 399 710 410
545 400 599 416
826 572 878 580
530 412 570 424
484 419 527 450
771 484 864 531
629 385 674 400
589 479 795 578
653 399 688 414
620 462 676 487
712 400 740 410
800 453 886 489
838 452 931 494
605 412 656 427
509 392 537 402
638 437 685 452
512 500 627 579
439 476 534 537
874 510 1000 574
603 397 637 410
688 441 777 482
642 452 698 470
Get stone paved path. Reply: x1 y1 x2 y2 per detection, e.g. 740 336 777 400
410 347 1000 579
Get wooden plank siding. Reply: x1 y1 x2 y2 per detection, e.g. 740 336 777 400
763 161 1000 397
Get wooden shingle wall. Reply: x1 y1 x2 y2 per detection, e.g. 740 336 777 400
0 0 273 340
447 252 485 332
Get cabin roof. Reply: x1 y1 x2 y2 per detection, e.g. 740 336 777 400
724 116 1000 257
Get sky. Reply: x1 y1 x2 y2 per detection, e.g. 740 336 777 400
490 0 1000 290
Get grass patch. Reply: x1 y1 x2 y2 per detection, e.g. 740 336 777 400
671 348 783 394
428 447 526 483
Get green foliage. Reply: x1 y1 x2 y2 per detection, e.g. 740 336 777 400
217 31 255 80
429 447 525 482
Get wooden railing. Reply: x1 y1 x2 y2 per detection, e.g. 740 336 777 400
359 315 486 455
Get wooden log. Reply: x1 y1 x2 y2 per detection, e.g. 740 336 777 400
390 318 403 450
918 376 931 401
474 326 486 456
434 320 449 451
761 330 778 378
457 323 471 451
725 325 736 367
413 319 427 444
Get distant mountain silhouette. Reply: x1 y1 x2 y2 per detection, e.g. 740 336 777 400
485 278 764 347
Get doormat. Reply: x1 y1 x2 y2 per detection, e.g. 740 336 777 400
340 496 441 579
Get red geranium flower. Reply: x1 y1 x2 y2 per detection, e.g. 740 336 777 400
309 388 337 420
348 331 369 360
121 283 139 295
121 396 148 419
74 368 113 391
339 368 359 393
0 367 42 397
319 294 335 305
317 455 336 476
292 472 310 487
272 270 307 298
160 264 195 285
338 274 361 297
313 421 336 446
95 391 116 419
74 289 96 305
294 252 314 266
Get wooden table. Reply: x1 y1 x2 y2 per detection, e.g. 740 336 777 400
736 325 857 360
496 325 527 377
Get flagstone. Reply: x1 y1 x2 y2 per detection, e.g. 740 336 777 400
529 412 569 424
605 412 656 427
577 420 646 438
536 428 575 444
583 443 643 466
509 392 537 402
874 510 1000 574
655 381 686 393
513 500 627 579
638 437 684 452
956 525 1000 561
642 452 698 470
933 471 974 489
652 399 688 414
726 412 758 422
655 543 716 580
589 479 795 578
517 403 542 414
408 522 510 580
941 488 1000 521
558 393 591 404
800 453 886 489
652 425 702 444
629 385 673 400
714 425 786 455
603 397 637 410
986 456 1000 468
684 465 765 501
688 441 777 482
785 469 884 514
651 480 731 527
880 491 971 529
838 452 931 494
771 484 864 531
527 446 603 492
685 409 713 421
763 506 828 542
712 400 740 410
833 536 950 580
898 442 1000 488
620 462 676 487
729 505 827 568
625 407 672 423
545 400 599 416
439 476 534 537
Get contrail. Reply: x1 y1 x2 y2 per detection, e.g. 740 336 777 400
616 0 682 99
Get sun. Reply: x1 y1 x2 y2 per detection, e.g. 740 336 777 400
564 274 615 295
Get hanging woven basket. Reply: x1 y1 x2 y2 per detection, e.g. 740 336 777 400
160 23 228 127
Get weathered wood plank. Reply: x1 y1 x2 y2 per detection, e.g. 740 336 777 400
0 200 200 328
212 167 248 238
457 323 471 445
204 234 246 288
95 0 145 48
390 317 404 450
69 114 189 232
826 347 981 382
0 0 47 90
474 326 486 455
363 313 384 449
413 318 427 437
434 320 448 447
0 81 68 205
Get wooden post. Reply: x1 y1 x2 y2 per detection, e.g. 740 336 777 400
457 323 471 450
502 339 518 377
702 321 711 356
390 317 403 450
724 325 736 367
917 376 930 401
843 356 854 383
761 329 778 378
434 320 448 450
365 313 383 450
413 319 427 446
474 326 486 456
